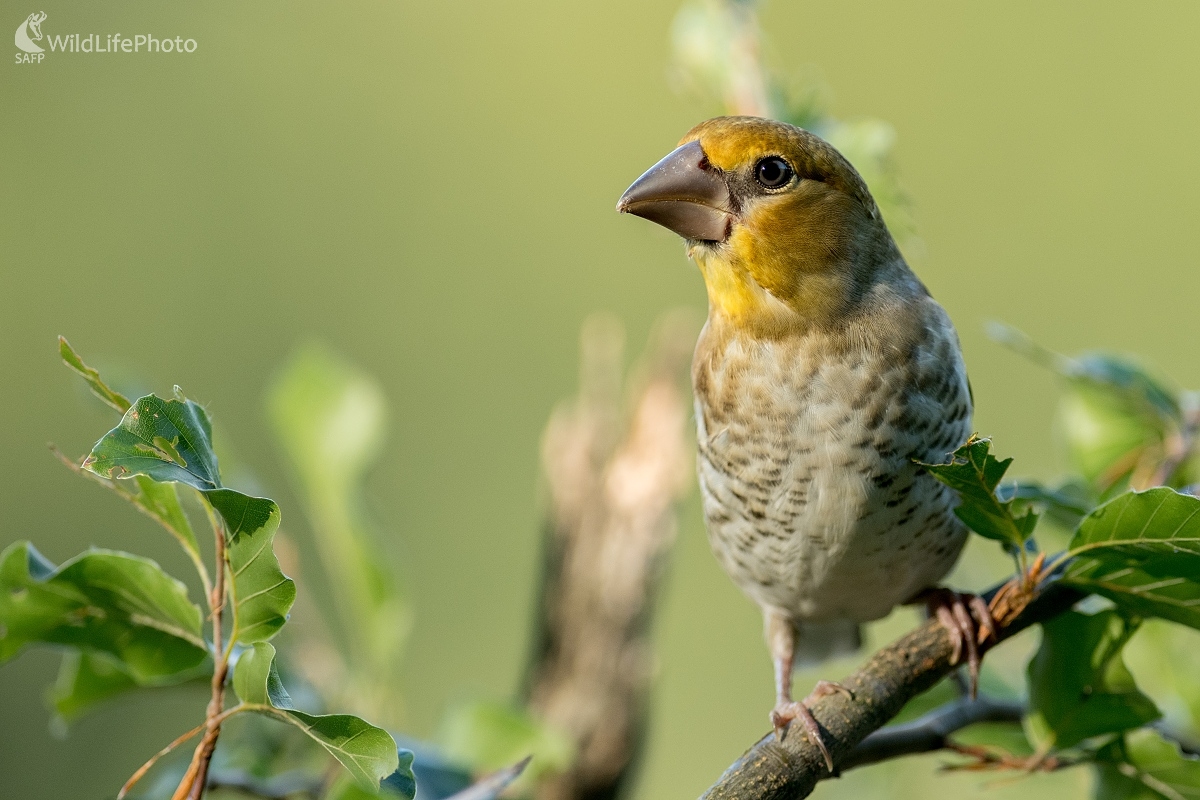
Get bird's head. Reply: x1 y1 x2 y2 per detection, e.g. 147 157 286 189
618 116 903 332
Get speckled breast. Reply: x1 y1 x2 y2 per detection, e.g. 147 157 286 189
693 306 972 624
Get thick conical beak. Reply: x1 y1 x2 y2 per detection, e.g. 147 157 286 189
616 140 733 242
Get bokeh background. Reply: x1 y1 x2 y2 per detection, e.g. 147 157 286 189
4 1 1200 798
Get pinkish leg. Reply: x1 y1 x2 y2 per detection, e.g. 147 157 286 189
764 611 848 772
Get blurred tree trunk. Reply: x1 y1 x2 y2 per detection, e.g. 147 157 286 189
523 313 695 800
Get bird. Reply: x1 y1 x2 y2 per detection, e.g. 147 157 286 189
616 116 991 771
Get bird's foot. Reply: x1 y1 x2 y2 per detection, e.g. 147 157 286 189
770 681 852 772
917 589 996 698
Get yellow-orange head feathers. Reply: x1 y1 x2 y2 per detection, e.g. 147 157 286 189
618 116 908 332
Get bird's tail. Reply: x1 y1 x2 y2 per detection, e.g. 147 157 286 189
793 619 862 668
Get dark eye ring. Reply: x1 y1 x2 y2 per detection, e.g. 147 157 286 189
754 156 794 189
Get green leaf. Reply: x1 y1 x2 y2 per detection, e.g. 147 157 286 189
1062 489 1200 629
383 753 417 800
210 490 296 644
231 640 293 707
284 710 400 790
57 345 199 563
1025 610 1160 752
84 394 220 489
439 701 574 780
233 643 402 790
55 345 207 579
59 336 130 413
1065 559 1200 631
921 436 1038 549
83 392 296 644
1068 488 1200 563
325 750 416 800
267 345 409 712
0 542 207 681
1095 729 1200 800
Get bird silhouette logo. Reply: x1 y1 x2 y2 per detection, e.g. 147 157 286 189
15 11 46 54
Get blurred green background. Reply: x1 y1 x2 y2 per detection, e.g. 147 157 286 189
4 1 1200 797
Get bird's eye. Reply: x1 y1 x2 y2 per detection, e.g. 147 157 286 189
754 156 794 189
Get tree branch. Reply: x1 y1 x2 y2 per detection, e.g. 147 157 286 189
840 695 1023 771
699 581 1083 800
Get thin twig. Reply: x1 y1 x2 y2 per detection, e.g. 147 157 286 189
173 507 231 800
940 741 1065 773
117 722 206 799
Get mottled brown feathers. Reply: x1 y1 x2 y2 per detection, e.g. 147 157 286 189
694 295 971 623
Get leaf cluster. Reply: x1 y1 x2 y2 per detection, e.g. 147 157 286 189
920 332 1200 795
0 340 411 799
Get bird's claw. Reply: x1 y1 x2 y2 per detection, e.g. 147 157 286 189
770 681 850 772
923 589 995 698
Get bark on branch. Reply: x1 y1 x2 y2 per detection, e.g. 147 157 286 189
700 582 1083 800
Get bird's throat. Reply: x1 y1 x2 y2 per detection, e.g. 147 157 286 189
691 245 845 336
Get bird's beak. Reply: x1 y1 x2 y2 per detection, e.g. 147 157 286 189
616 140 733 242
